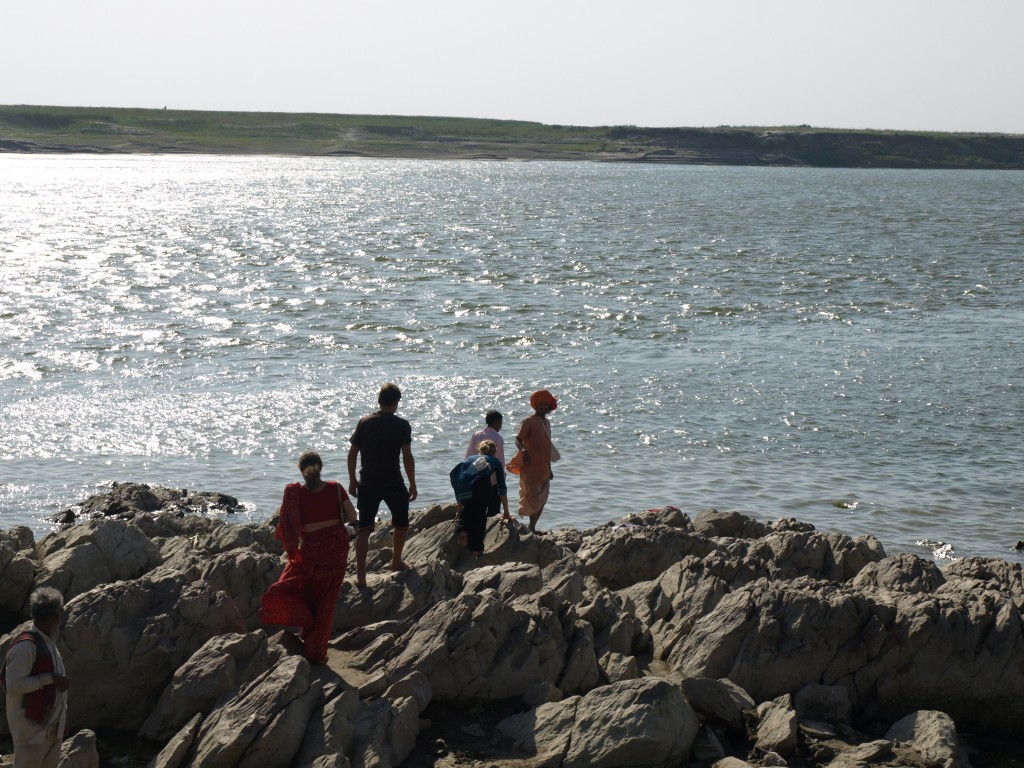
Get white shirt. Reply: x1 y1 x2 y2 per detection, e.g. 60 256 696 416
465 426 505 465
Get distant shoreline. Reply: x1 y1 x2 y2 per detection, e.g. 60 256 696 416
3 105 1024 169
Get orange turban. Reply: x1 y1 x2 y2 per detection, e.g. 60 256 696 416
530 389 558 410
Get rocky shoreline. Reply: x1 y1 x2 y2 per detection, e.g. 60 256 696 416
3 481 1022 767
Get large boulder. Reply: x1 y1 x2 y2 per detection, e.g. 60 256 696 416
61 573 247 732
753 694 798 756
404 516 571 574
139 546 282 630
139 630 282 741
56 482 240 525
672 574 1024 733
577 524 717 590
153 517 279 561
333 560 461 633
34 518 162 600
557 619 601 696
0 526 36 619
380 589 568 701
575 587 650 662
182 655 321 768
292 688 360 768
853 553 946 594
58 729 100 768
496 677 699 767
613 506 692 530
618 555 737 662
941 557 1024 612
680 677 754 734
348 695 422 768
693 509 770 540
885 710 970 768
150 714 204 768
740 529 881 582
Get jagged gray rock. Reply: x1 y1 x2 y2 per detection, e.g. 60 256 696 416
711 759 755 768
577 524 717 590
1 487 1015 767
557 619 601 695
886 710 970 768
672 571 1024 733
56 482 239 525
694 509 770 539
34 518 162 600
0 526 36 615
941 556 1024 611
348 695 422 768
182 655 318 768
139 630 282 741
496 677 699 767
754 694 798 756
333 560 461 633
60 573 247 732
793 682 851 725
58 729 99 768
680 676 754 733
149 713 203 768
379 588 568 701
292 688 359 768
852 552 946 593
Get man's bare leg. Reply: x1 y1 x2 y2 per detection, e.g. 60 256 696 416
356 527 370 586
391 526 410 570
528 508 544 533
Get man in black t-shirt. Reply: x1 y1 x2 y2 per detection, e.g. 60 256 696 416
348 383 418 586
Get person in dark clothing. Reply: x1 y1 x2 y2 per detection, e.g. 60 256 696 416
348 383 418 586
450 439 510 556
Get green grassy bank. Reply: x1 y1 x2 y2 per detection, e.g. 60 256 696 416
2 105 1022 169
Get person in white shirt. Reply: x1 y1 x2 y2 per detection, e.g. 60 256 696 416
4 587 69 768
465 410 505 466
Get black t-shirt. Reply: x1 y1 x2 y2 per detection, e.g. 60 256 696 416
350 411 412 488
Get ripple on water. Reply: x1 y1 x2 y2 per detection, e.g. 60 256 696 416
1 157 1023 562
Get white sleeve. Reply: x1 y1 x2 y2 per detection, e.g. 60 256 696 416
4 640 52 695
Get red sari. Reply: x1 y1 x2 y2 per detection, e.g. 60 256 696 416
259 481 350 663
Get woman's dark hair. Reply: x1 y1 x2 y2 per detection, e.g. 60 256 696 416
298 451 323 471
29 587 64 623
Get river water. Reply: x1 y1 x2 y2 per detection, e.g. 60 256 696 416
1 154 1022 562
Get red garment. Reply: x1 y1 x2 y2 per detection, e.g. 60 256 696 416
260 482 350 663
273 482 349 558
2 629 54 723
297 482 347 526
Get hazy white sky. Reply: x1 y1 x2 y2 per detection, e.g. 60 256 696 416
3 0 1021 133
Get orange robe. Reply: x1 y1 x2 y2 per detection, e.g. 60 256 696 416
516 414 553 517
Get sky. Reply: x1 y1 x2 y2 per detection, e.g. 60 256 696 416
3 0 1022 134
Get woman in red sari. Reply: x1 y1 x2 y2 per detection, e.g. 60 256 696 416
259 451 357 664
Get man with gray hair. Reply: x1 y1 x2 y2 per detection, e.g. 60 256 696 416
3 587 69 768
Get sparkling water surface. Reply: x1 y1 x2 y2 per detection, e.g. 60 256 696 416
1 154 1022 562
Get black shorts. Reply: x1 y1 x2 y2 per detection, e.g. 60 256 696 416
356 484 410 529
